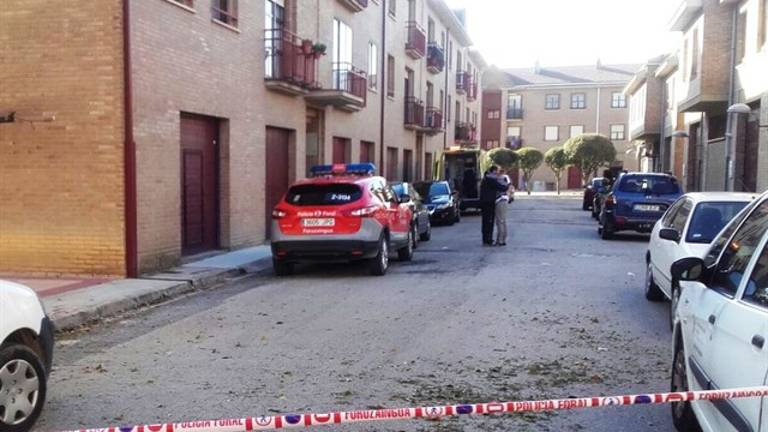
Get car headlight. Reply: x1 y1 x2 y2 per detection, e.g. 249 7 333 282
437 203 451 210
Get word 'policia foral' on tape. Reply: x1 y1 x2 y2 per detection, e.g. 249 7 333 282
61 386 768 432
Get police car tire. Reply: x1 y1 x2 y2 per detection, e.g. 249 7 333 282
273 260 293 277
0 344 47 432
398 230 414 262
369 237 389 276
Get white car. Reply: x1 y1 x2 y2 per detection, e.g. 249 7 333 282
645 192 756 325
670 191 768 432
0 280 54 431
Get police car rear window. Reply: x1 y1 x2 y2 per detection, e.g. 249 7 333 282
286 184 363 206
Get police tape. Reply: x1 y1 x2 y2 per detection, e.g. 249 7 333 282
63 386 768 432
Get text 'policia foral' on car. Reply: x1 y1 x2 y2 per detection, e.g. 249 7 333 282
270 164 416 277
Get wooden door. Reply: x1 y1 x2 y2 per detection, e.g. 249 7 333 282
387 147 399 181
332 137 350 164
266 127 291 239
567 166 583 189
181 114 219 255
403 149 413 182
360 141 374 164
424 152 433 180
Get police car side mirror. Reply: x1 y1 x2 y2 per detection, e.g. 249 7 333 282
671 257 705 283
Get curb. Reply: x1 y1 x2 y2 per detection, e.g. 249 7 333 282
49 257 272 333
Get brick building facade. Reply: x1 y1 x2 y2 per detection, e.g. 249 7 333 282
0 0 485 276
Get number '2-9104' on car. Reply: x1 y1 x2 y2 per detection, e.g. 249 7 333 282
271 164 415 276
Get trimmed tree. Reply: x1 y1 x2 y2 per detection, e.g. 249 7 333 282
483 147 519 172
563 134 617 187
516 147 544 195
544 146 570 195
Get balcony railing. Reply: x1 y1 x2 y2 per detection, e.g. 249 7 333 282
455 122 476 142
305 62 367 111
264 29 319 95
404 97 426 130
425 107 443 134
405 21 426 59
427 43 445 74
467 80 478 101
506 107 523 119
506 136 523 149
337 0 368 12
456 71 470 94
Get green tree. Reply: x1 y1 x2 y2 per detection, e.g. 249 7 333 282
483 147 519 172
517 147 544 195
563 134 617 186
544 146 570 195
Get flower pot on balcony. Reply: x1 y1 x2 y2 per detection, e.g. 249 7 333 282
301 40 314 55
312 43 327 57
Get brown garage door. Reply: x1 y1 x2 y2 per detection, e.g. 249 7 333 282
181 114 219 255
266 127 291 239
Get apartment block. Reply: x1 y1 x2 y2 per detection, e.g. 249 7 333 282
0 0 484 276
667 0 768 192
483 63 639 191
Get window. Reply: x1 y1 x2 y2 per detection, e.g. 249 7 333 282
737 11 747 64
760 0 767 50
690 29 700 81
670 200 692 234
426 82 434 106
570 125 584 138
388 0 396 16
544 126 559 141
487 110 500 119
447 41 453 70
447 95 452 121
457 51 463 73
486 140 499 148
428 18 435 43
507 126 521 138
662 199 686 227
368 42 378 90
711 201 768 296
264 0 285 78
744 243 768 308
455 101 461 122
333 19 353 90
360 141 375 164
387 55 395 97
545 94 560 110
570 93 586 109
212 0 238 27
686 201 749 244
610 124 625 141
611 92 627 108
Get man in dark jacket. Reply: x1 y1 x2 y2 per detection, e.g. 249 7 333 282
480 166 508 246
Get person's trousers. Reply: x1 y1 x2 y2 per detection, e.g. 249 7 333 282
495 200 507 244
481 203 495 244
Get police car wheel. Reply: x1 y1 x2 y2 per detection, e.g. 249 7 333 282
273 259 293 277
0 344 47 432
398 230 414 262
369 237 389 276
671 339 699 431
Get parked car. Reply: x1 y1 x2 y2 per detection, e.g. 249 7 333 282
413 181 461 225
271 163 414 276
598 173 684 240
582 177 606 211
645 193 755 325
390 182 432 243
1 280 54 431
669 190 768 432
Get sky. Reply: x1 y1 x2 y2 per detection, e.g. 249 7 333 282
445 0 681 69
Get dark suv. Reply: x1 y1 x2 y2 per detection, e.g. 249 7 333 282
599 173 683 240
414 181 461 225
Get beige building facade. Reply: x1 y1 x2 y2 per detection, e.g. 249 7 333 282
484 64 639 191
0 0 484 276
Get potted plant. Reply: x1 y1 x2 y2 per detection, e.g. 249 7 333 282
312 43 327 57
301 39 313 55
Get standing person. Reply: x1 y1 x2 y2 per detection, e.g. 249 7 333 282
494 172 511 246
479 166 508 246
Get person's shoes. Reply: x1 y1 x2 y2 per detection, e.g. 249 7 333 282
499 242 507 246
483 242 493 247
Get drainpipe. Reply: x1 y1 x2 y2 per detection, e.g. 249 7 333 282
379 0 386 170
123 0 138 278
443 32 450 150
724 5 738 191
659 74 667 173
595 87 601 134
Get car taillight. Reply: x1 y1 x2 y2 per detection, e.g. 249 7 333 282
272 209 288 219
605 195 616 207
348 206 378 217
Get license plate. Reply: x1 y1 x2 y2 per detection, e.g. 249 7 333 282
302 218 335 227
635 204 661 212
638 223 652 231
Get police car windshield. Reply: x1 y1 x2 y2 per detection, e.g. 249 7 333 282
286 184 363 206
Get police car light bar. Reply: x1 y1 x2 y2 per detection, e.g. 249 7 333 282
310 163 377 177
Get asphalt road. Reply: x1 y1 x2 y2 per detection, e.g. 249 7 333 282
36 196 676 432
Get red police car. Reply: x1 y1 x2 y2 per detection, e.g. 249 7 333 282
271 164 415 276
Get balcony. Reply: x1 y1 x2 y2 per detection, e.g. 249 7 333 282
404 97 426 131
427 43 445 74
455 122 477 143
506 136 523 150
425 107 443 135
405 22 426 59
264 29 319 96
467 80 478 102
456 71 470 94
337 0 368 12
305 63 367 112
506 107 523 120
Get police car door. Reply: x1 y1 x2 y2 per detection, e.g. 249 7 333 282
703 200 768 432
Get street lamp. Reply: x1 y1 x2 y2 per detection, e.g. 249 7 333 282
725 103 755 191
672 130 689 139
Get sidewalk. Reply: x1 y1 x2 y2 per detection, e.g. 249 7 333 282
6 246 273 332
